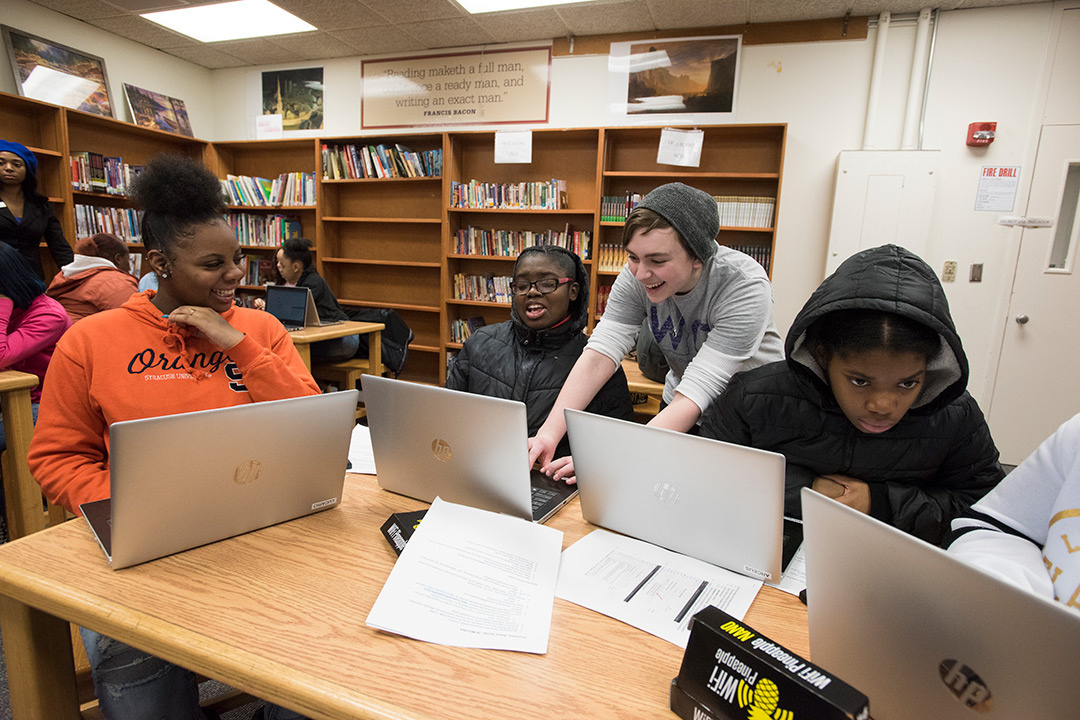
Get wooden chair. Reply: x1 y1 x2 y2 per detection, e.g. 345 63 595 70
0 370 255 719
310 332 385 419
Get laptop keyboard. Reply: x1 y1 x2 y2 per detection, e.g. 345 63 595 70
531 486 559 513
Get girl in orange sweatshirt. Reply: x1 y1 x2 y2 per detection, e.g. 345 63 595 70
28 154 317 720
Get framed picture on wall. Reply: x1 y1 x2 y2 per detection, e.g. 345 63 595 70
1 25 113 117
608 34 742 122
124 83 194 137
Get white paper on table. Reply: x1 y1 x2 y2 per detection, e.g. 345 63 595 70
366 497 563 653
556 529 762 648
347 423 377 474
771 543 807 597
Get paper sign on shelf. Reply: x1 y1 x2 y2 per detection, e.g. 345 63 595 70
495 130 533 164
255 114 284 139
657 127 704 168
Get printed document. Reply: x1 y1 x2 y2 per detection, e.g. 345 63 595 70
366 497 563 653
347 423 377 474
556 530 761 648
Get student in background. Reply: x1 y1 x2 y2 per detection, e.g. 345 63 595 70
256 236 358 362
702 244 1004 545
0 242 70 543
28 154 317 720
0 139 74 279
46 232 138 322
528 182 783 481
947 413 1080 609
447 245 633 459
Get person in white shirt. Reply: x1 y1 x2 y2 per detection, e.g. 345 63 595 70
947 413 1080 610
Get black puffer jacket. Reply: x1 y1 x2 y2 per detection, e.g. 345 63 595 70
446 248 633 459
702 244 1004 544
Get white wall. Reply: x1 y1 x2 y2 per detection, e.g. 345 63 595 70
4 0 1057 407
1 0 215 138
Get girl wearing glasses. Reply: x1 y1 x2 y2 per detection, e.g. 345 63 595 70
447 244 633 460
529 183 783 481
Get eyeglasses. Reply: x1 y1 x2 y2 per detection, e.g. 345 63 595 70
510 277 574 296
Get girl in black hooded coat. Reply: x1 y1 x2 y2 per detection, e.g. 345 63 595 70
702 244 1004 544
447 245 633 460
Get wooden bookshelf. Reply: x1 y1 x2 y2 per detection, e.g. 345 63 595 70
317 134 446 383
595 125 786 317
2 92 786 386
443 128 600 379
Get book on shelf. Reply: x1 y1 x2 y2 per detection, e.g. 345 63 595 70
452 273 513 304
75 204 143 242
128 253 143 278
321 143 442 180
242 256 277 286
450 315 487 343
450 179 568 210
726 244 772 274
600 192 643 222
595 284 612 317
226 213 301 247
221 172 315 207
598 243 629 272
71 152 143 195
453 224 592 259
712 195 776 229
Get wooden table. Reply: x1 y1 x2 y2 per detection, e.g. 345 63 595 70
621 358 664 419
0 474 808 720
0 370 43 540
289 320 384 373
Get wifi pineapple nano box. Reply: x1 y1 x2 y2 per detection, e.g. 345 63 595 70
670 606 868 720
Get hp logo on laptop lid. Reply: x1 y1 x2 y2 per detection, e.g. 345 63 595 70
431 438 452 462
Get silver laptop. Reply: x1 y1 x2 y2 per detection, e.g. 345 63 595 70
565 409 788 582
802 488 1080 719
264 285 342 330
362 375 577 523
80 390 358 569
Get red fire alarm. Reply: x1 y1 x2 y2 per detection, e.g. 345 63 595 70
967 122 996 147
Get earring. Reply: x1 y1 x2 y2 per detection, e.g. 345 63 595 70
160 271 169 279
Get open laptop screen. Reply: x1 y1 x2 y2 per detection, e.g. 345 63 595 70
265 285 309 329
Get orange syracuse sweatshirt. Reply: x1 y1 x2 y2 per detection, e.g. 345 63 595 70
29 291 321 515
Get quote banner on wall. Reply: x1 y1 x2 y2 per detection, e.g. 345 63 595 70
361 46 551 129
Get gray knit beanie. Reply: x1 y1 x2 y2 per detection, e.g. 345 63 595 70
637 182 719 262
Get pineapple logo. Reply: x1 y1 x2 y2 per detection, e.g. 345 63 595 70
736 677 793 720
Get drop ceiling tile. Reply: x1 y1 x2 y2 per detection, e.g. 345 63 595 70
327 26 428 56
359 0 464 24
268 31 362 59
21 0 125 20
164 44 250 69
85 14 194 49
271 0 389 30
556 0 656 35
407 16 496 49
645 0 750 30
209 38 306 65
472 8 570 43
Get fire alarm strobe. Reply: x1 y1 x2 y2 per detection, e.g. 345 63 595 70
967 122 996 147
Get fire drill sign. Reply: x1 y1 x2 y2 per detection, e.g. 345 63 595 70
975 165 1021 212
361 47 551 129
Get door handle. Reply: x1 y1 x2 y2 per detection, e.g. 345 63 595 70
1015 314 1029 324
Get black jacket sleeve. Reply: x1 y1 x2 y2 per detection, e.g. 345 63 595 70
445 341 472 391
884 394 1005 544
40 202 73 270
582 365 634 422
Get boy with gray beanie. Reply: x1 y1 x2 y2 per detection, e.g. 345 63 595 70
528 182 783 481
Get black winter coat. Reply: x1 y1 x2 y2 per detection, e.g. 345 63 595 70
702 244 1004 544
446 250 633 459
296 266 348 322
0 196 73 280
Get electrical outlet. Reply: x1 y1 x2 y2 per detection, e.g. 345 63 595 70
942 261 957 282
970 263 983 282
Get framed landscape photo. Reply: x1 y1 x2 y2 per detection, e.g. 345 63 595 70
1 25 113 117
124 83 194 136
